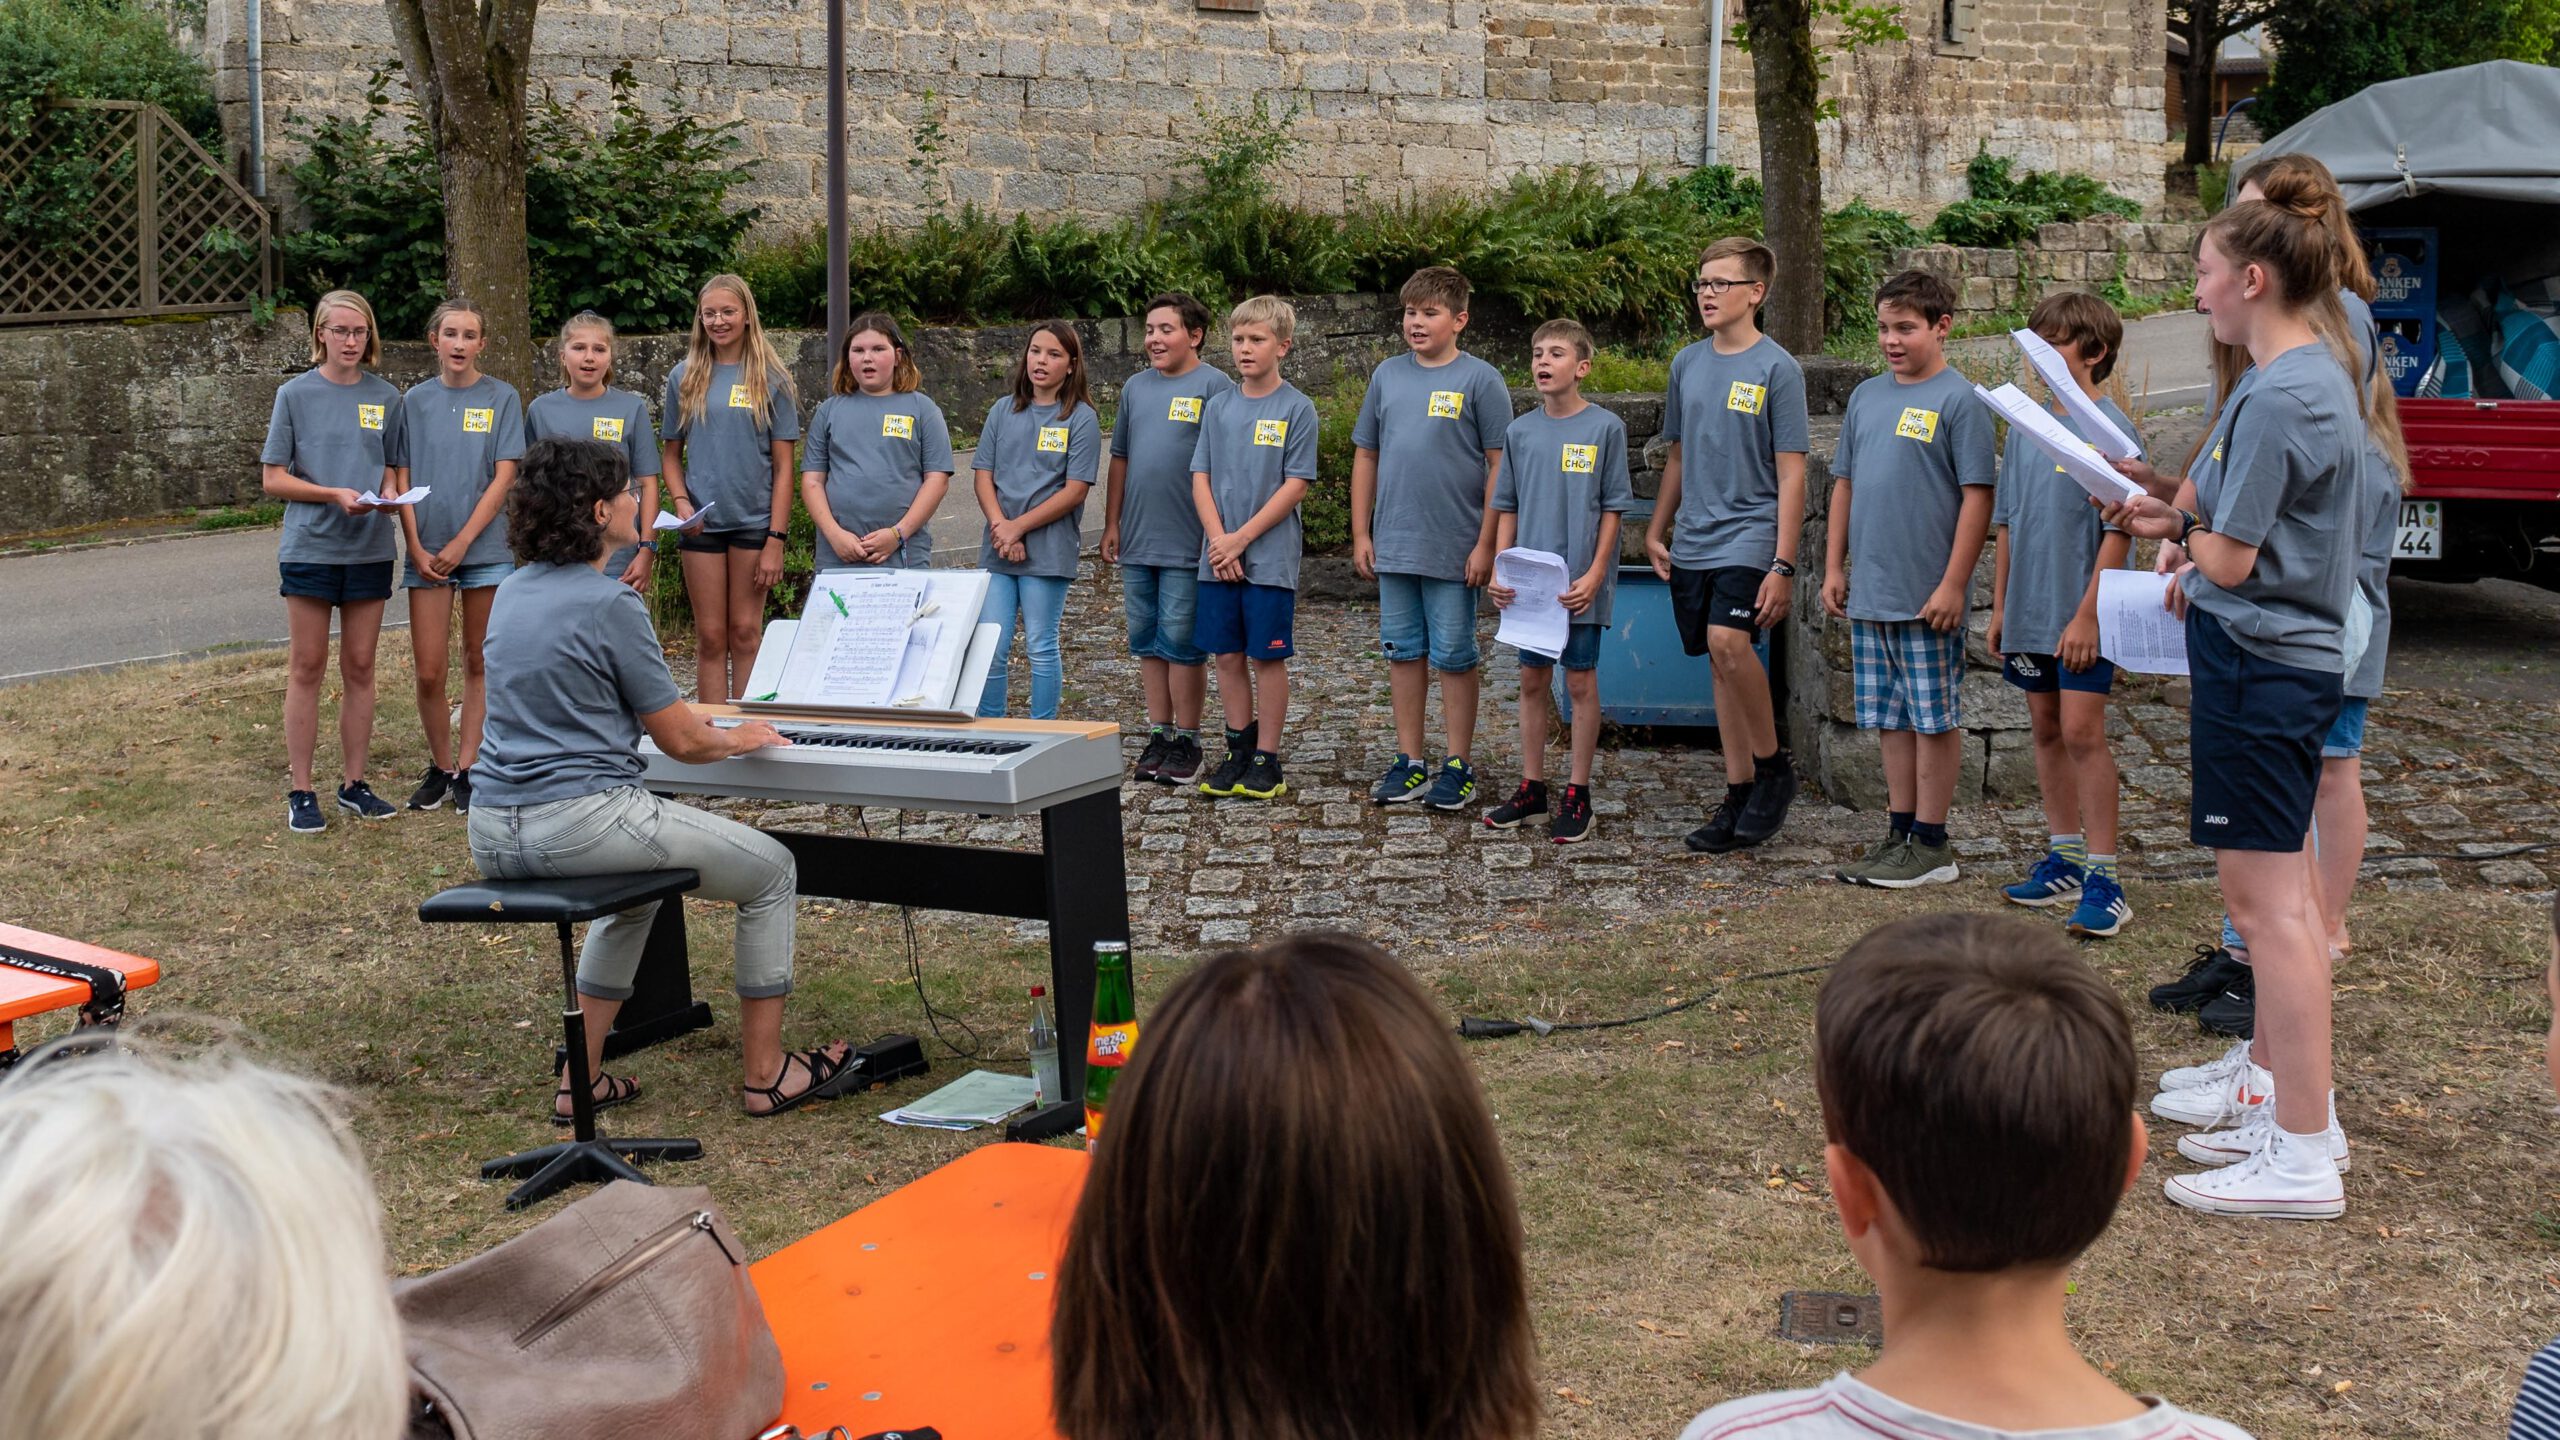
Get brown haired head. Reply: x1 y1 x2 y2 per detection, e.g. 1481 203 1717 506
424 295 486 342
2243 152 2376 302
1400 265 1472 315
1876 269 1957 326
1699 235 1776 288
1051 933 1540 1440
834 310 923 395
1143 292 1213 342
1007 319 1092 415
1816 913 2137 1271
2026 290 2124 384
1531 316 1594 361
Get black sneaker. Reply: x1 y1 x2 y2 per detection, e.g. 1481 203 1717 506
1549 783 1594 844
2196 967 2256 1038
1132 731 1170 783
1232 753 1288 800
1199 745 1253 798
1156 733 1204 784
405 764 454 812
1730 762 1799 848
450 768 474 815
1685 786 1749 853
1483 779 1549 829
286 789 326 834
2148 943 2248 1014
337 780 396 820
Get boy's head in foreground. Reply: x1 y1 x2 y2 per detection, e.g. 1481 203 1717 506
1817 913 2145 1280
1874 270 1957 380
2025 289 2123 391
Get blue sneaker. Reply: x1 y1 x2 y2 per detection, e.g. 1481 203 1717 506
1371 754 1429 805
1423 756 1477 811
2066 871 2131 938
2002 851 2085 908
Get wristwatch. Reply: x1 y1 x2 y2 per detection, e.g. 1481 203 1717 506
765 529 788 543
1768 558 1798 578
2176 509 2204 544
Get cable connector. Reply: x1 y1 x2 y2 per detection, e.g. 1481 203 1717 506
1457 1016 1555 1040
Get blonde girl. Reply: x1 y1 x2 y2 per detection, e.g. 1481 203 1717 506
661 274 800 700
527 310 662 591
801 311 953 570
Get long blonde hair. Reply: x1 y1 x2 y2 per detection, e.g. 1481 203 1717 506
676 274 795 432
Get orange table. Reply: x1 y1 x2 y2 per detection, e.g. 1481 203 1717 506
753 1143 1088 1439
0 921 161 1057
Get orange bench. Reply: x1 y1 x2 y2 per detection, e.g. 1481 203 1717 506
0 921 162 1062
752 1143 1088 1440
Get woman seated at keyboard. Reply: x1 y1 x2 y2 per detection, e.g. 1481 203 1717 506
468 437 861 1120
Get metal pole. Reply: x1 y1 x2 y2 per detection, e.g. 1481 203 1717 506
246 0 266 198
825 0 848 365
1703 0 1725 167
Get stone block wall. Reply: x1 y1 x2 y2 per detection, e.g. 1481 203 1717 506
199 0 2166 237
1889 219 2203 323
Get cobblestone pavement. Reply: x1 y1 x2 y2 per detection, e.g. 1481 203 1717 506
693 584 2560 957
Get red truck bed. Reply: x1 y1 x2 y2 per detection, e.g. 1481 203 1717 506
2401 398 2560 502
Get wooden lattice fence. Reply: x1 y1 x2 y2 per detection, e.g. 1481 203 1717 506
0 100 274 325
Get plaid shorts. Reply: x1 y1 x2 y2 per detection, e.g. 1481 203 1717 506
1851 618 1966 734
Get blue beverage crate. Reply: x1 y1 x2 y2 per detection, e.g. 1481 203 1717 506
1552 565 1771 727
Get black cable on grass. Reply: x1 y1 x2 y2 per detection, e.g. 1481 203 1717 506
1458 962 1835 1040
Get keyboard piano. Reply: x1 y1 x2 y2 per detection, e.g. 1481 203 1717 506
640 715 1121 817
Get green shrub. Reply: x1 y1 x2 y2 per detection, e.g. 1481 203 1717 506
0 0 219 256
1925 147 2141 249
276 68 446 335
1820 198 1924 336
1303 375 1366 553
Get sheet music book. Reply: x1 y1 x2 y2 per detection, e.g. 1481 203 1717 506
734 568 995 720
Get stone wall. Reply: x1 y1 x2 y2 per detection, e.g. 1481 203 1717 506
1890 219 2202 324
199 0 2166 236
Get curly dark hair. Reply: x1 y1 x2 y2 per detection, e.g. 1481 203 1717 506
508 437 630 566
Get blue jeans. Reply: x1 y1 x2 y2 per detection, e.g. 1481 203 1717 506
978 572 1072 719
1123 563 1204 665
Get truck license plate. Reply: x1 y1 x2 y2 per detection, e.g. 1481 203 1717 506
2393 500 2442 560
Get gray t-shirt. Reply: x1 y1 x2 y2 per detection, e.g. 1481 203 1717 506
1660 335 1812 569
1677 1375 2256 1440
805 390 955 570
1991 393 2139 656
529 386 663 575
1831 366 1998 622
261 368 408 566
661 359 799 532
1351 350 1515 578
401 374 527 568
1190 381 1319 591
977 397 1101 579
2180 342 2364 672
1111 363 1236 568
472 562 682 808
1491 404 1636 627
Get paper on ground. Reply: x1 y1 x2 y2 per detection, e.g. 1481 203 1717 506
1973 384 2144 507
2010 329 2140 458
2096 569 2188 676
652 500 714 531
1491 547 1573 658
879 1069 1038 1129
357 486 428 507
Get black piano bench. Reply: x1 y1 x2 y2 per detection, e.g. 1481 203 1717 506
418 871 707 1211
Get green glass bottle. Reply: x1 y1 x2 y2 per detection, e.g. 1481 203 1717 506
1083 941 1137 1145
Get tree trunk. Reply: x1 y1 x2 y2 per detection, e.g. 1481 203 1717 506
384 0 540 392
2181 0 2221 167
1745 0 1824 353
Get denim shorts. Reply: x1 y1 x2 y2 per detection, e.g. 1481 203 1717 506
1517 624 1603 672
278 560 394 605
403 558 515 590
1851 618 1965 734
1377 571 1479 672
2322 696 2369 759
1123 563 1204 665
1197 580 1295 660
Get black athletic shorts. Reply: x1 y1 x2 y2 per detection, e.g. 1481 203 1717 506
2186 608 2341 852
1669 564 1766 654
677 527 771 555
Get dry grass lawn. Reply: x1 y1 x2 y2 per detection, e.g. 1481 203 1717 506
2 647 2553 1438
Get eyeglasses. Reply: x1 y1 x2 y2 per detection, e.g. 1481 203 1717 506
321 325 371 340
1693 278 1758 296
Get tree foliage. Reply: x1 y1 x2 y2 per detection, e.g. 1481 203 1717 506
2258 0 2560 134
0 0 218 254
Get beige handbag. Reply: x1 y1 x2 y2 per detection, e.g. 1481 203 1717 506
397 1181 785 1440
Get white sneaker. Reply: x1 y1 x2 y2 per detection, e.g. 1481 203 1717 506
2150 1061 2273 1127
2159 1038 2251 1094
2163 1125 2345 1220
2177 1105 2350 1172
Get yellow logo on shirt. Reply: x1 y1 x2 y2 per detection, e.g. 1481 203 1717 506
1427 390 1465 419
462 407 493 433
1037 425 1070 453
881 413 915 439
1726 381 1767 415
727 384 753 409
1895 407 1940 442
2211 440 2224 462
592 416 625 442
1168 396 1203 423
1561 443 1598 474
357 404 384 431
1253 418 1289 447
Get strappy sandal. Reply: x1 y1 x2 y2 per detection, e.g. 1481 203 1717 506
552 1071 641 1127
742 1044 862 1118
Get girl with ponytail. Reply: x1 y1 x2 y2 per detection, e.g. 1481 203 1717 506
2102 198 2366 1222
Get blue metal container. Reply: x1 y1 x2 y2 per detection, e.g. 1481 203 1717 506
1552 565 1771 727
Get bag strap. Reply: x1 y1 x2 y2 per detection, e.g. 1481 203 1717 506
0 942 128 1071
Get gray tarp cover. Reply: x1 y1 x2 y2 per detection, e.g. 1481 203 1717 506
2235 60 2560 213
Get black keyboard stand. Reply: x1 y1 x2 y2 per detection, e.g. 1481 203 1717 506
608 786 1129 1120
